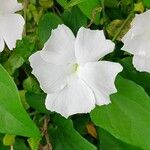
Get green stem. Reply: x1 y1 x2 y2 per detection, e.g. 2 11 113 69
23 0 28 36
101 0 106 31
112 12 134 42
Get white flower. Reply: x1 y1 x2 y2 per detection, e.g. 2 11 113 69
29 24 122 118
0 0 25 52
121 10 150 73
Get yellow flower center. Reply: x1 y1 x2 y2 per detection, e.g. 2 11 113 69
72 63 80 73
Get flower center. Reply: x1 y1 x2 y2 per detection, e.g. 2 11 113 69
72 63 80 73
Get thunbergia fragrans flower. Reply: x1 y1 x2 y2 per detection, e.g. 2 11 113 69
0 0 25 52
122 10 150 73
29 24 122 118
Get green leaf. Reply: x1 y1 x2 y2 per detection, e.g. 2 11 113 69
104 0 120 8
106 19 131 41
39 0 53 8
49 114 96 150
25 92 49 114
90 76 150 149
143 0 150 7
98 128 141 150
38 13 63 45
3 134 15 146
3 38 35 75
134 2 144 13
62 6 87 34
56 0 68 8
27 137 40 150
120 57 150 95
73 115 90 135
0 138 29 150
78 0 101 25
0 65 40 138
14 38 35 60
23 76 41 94
120 0 133 15
13 139 29 150
19 90 30 110
66 0 86 8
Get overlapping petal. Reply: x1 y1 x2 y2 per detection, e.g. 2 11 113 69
40 24 75 65
122 10 150 72
75 27 115 64
122 33 150 56
122 10 150 43
0 0 22 14
45 76 95 118
133 55 150 72
79 61 122 105
29 51 70 93
0 14 25 50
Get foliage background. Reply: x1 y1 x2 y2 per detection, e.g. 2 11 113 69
0 0 150 149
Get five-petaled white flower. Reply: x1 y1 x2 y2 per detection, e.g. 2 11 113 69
0 0 25 52
29 24 122 118
122 10 150 73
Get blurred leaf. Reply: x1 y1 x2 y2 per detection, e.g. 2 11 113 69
56 0 68 8
27 137 40 150
38 13 63 45
120 57 150 95
106 19 131 41
78 0 101 25
91 76 150 149
120 0 133 15
14 38 35 60
39 0 54 8
73 115 90 135
49 114 96 150
26 92 49 114
143 0 150 7
13 139 29 150
0 65 40 138
104 0 120 8
3 134 15 146
23 76 41 94
0 142 9 150
0 138 29 150
98 128 141 150
3 38 35 75
19 90 30 110
66 0 86 8
62 6 87 34
3 54 24 75
134 2 144 13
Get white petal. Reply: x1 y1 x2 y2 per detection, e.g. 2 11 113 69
45 76 95 118
121 11 150 73
0 37 5 52
75 27 115 64
29 51 70 93
0 14 25 50
0 0 22 14
122 10 150 54
40 24 76 65
79 61 122 105
122 32 150 58
133 55 150 72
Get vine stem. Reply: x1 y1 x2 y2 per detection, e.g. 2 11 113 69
101 0 106 31
112 12 134 42
42 117 52 150
23 0 28 36
10 145 14 150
